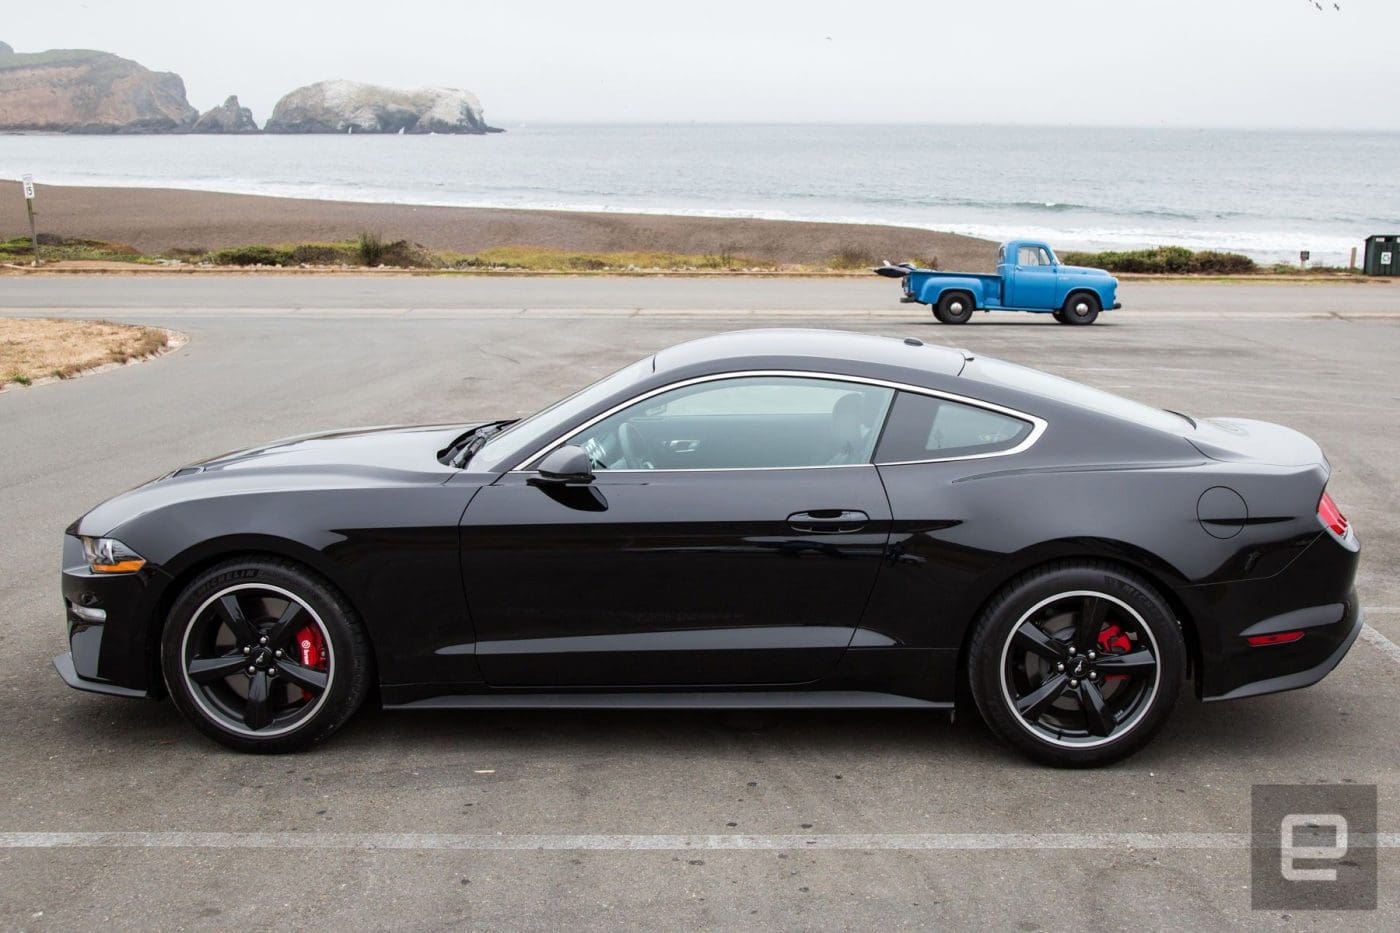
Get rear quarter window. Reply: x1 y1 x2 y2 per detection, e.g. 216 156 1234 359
875 392 1033 462
965 357 1192 433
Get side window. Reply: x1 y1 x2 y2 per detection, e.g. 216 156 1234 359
1017 246 1042 266
874 392 1034 463
997 244 1007 264
560 376 894 471
1037 247 1053 265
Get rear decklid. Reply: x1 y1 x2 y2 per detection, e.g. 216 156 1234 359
1187 417 1327 469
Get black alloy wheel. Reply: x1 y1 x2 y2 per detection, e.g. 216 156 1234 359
162 558 371 753
968 561 1184 767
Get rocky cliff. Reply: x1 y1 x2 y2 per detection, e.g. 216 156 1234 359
264 80 500 134
0 42 198 133
192 95 259 133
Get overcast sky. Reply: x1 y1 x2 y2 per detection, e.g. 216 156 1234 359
7 1 1398 128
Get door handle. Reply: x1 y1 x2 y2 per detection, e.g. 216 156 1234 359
787 509 869 534
667 439 700 453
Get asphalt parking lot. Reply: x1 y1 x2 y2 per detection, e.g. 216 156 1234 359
2 277 1398 929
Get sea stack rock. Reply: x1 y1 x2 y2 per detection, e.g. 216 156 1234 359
0 41 197 132
264 80 500 134
192 95 259 133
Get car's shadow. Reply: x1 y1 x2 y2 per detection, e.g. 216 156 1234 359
914 319 1124 328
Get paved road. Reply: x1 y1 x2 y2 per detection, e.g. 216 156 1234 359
2 281 1399 929
0 272 1397 314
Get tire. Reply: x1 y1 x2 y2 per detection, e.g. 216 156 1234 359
161 557 372 753
934 291 975 324
1052 310 1067 324
967 560 1184 767
1062 291 1101 325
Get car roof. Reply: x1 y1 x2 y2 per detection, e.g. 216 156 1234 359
652 329 967 379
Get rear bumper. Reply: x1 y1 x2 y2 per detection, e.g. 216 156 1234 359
1204 597 1363 702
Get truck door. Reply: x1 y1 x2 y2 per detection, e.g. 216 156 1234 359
1008 245 1057 309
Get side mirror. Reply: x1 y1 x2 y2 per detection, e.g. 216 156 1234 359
531 445 595 486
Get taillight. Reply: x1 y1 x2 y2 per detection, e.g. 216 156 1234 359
1247 631 1305 648
1318 491 1349 538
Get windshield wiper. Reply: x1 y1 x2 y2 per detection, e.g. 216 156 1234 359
444 421 514 468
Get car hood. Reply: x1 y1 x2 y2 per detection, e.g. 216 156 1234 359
71 423 484 538
190 423 480 474
1057 265 1114 278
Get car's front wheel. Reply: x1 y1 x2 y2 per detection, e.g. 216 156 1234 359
967 561 1184 767
1062 292 1101 325
161 557 372 753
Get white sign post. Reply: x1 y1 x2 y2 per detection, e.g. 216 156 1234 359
21 174 38 266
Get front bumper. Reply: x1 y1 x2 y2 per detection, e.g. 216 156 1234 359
53 651 148 698
1111 301 1122 310
56 534 165 698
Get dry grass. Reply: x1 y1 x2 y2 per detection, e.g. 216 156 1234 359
1 318 169 388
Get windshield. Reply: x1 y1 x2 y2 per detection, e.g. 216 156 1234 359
471 355 654 471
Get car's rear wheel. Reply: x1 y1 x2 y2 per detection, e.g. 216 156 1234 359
1062 292 1101 325
934 291 975 324
161 557 372 753
967 561 1184 767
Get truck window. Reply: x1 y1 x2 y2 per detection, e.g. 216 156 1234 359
1017 246 1046 266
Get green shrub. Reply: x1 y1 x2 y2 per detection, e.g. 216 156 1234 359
357 231 385 266
290 243 355 265
1060 246 1256 275
208 245 295 266
828 246 878 270
1188 250 1257 274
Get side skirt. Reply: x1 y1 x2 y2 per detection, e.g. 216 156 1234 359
384 690 952 712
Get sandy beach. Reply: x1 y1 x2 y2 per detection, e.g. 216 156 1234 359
0 182 998 270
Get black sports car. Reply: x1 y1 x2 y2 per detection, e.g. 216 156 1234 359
56 329 1362 766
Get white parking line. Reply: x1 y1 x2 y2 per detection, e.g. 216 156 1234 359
1360 624 1400 666
0 831 1397 851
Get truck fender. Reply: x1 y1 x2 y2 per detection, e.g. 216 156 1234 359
917 277 984 307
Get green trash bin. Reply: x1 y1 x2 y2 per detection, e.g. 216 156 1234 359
1364 235 1400 276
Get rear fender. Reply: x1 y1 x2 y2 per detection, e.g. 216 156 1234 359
915 275 986 307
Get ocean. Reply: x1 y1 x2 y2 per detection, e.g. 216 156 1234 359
2 124 1395 265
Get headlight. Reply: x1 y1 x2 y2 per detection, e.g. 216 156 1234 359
80 537 147 574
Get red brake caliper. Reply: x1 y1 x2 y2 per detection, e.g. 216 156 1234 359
294 624 328 702
1096 624 1132 682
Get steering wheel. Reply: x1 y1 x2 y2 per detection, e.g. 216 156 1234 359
618 422 659 470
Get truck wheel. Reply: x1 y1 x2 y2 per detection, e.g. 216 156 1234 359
935 291 974 324
1052 310 1067 323
1063 292 1100 325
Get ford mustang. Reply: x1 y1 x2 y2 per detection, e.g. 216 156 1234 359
55 329 1362 766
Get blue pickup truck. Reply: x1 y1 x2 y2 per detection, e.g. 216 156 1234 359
875 239 1121 325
